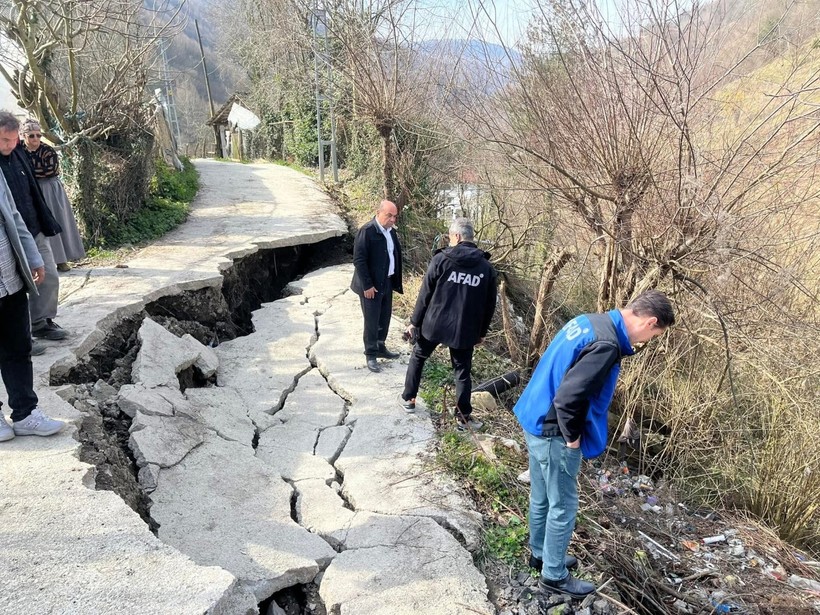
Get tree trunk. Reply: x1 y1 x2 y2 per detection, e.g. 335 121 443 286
376 122 395 205
528 249 573 367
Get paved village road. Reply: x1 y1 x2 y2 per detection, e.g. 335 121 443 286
0 160 492 614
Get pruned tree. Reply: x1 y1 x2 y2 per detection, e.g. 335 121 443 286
0 0 184 242
462 0 820 310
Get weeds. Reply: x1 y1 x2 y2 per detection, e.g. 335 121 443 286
106 157 199 248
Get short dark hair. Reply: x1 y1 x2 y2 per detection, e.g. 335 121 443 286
626 290 675 328
0 110 20 133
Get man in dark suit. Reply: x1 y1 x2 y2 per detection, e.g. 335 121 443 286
350 200 403 373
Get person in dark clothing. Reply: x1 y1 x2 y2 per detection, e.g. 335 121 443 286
514 290 674 599
349 200 404 373
0 161 66 442
0 111 67 348
400 217 497 430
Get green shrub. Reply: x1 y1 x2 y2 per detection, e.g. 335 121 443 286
108 157 199 247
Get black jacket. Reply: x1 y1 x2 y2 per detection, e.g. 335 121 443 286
2 143 62 237
411 241 498 349
350 217 403 295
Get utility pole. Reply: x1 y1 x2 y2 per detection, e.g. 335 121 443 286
195 19 222 158
310 0 338 183
157 38 181 146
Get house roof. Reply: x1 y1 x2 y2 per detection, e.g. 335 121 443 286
206 93 249 126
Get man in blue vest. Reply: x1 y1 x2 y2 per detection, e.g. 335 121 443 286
515 290 674 598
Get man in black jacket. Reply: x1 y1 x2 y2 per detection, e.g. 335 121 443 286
0 112 67 349
350 200 403 373
401 217 497 429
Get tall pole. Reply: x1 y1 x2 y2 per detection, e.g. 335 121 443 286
195 19 222 158
311 0 338 183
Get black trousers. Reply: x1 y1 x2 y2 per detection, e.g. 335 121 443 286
402 334 474 417
0 289 38 421
359 279 393 357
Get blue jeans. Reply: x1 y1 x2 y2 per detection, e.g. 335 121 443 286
524 430 583 581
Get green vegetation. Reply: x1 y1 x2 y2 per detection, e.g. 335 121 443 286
107 157 199 248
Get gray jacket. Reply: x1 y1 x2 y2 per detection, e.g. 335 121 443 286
0 170 43 294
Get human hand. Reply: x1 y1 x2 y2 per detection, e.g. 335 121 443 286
363 287 377 299
32 266 45 285
402 324 418 344
566 438 581 449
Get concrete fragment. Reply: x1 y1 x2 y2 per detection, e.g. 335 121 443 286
295 478 356 547
216 297 315 420
315 425 350 463
182 333 219 377
320 543 493 615
118 384 175 418
129 412 207 468
256 421 337 482
132 317 203 388
151 435 336 601
138 463 161 492
186 387 255 445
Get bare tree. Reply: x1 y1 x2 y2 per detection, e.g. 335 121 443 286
0 0 182 144
463 0 820 310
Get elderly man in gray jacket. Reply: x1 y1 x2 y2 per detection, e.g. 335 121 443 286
0 170 65 441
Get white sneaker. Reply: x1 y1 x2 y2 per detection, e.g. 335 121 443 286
517 469 531 484
0 416 14 442
13 408 65 437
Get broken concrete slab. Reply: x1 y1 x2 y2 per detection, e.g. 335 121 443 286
185 386 256 445
273 369 346 429
256 421 338 482
132 317 215 389
0 425 258 615
320 543 494 615
315 425 351 463
182 333 219 378
295 478 356 548
129 411 207 468
151 435 336 601
216 297 315 426
118 383 175 418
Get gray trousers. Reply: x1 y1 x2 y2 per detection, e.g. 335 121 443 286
30 232 59 328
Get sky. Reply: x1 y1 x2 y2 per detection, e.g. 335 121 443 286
418 0 623 48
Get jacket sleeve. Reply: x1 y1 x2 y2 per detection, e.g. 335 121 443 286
410 255 440 326
13 202 43 269
479 266 498 338
552 342 620 443
352 225 374 290
0 174 43 270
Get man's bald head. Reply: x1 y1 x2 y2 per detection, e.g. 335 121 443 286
376 200 398 229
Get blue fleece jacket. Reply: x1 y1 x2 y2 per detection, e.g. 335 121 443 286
514 309 634 459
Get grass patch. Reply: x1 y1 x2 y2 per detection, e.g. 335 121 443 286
485 517 529 563
107 157 199 248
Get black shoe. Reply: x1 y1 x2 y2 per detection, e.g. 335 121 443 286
32 319 68 341
538 574 595 599
366 357 380 373
376 347 400 359
399 395 416 413
529 554 578 571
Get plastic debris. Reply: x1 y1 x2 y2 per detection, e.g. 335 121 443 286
702 534 727 545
